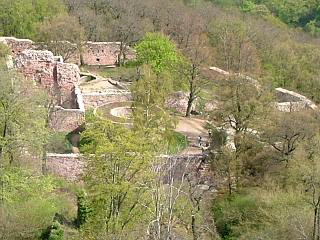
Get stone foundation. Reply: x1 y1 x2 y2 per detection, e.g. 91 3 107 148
82 91 132 108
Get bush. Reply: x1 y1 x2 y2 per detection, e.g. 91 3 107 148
212 194 264 239
41 221 64 240
167 131 188 154
76 190 91 227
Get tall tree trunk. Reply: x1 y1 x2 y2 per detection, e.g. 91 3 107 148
186 97 193 117
191 215 198 240
317 206 320 240
314 207 318 240
186 89 195 117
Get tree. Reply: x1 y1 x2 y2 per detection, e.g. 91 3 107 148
289 134 320 240
213 75 272 138
0 169 64 240
105 0 152 66
131 66 176 150
37 15 86 63
0 45 48 168
135 32 182 77
211 74 272 192
261 111 318 163
80 114 155 239
209 18 261 75
180 34 212 117
0 0 66 39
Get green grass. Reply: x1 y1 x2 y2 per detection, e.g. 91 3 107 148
167 131 188 154
81 65 138 81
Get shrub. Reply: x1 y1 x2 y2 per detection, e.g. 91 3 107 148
41 221 64 240
76 190 92 227
212 194 264 239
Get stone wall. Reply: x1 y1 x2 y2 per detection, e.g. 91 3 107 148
275 88 302 103
15 50 56 88
56 62 80 108
3 40 85 133
46 153 85 181
0 37 35 56
1 37 136 66
46 153 206 182
15 50 82 109
82 91 132 108
50 108 84 133
81 42 136 66
50 86 85 132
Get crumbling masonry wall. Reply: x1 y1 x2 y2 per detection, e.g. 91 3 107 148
14 50 81 108
81 42 136 66
0 37 35 56
0 37 136 66
2 37 85 133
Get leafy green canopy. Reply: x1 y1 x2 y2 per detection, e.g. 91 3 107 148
0 59 48 166
80 115 155 238
0 169 63 240
135 32 182 75
0 0 66 39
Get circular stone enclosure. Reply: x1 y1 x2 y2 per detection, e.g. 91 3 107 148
97 101 133 124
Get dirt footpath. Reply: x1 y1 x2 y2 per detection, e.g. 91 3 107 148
175 117 209 155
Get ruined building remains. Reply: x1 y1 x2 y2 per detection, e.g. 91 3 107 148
0 37 135 66
1 37 85 133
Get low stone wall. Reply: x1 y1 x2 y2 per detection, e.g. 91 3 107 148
46 153 205 181
46 153 85 181
275 102 309 112
82 91 132 108
275 88 303 103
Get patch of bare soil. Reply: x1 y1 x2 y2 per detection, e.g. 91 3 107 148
175 117 209 155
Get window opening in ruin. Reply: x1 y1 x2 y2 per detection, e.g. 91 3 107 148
96 58 100 62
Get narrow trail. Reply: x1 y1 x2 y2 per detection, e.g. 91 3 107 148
175 117 209 155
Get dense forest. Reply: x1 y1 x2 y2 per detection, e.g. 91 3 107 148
1 0 320 239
